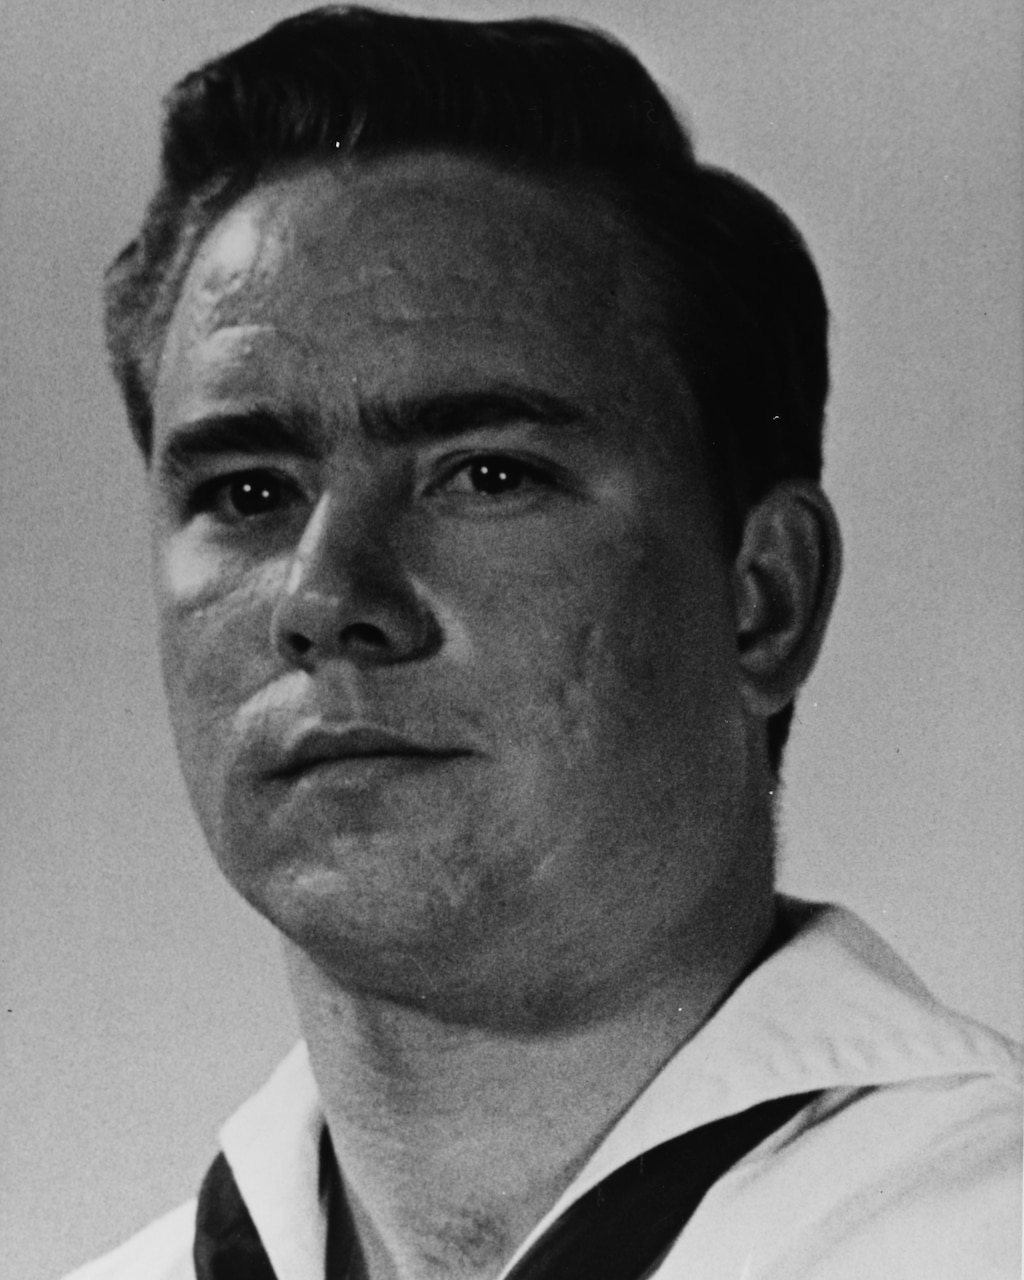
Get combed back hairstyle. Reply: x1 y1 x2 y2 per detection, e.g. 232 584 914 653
105 4 831 771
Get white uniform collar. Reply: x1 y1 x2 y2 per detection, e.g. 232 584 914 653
219 1042 324 1280
218 899 1020 1280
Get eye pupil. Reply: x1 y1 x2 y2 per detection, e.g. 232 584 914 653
230 476 278 515
472 459 522 495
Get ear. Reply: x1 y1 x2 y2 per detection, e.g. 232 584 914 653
733 481 842 717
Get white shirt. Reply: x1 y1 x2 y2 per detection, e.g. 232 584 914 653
64 900 1022 1279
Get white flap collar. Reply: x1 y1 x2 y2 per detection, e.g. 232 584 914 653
217 899 1020 1280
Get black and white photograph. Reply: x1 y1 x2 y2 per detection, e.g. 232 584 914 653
2 3 1021 1278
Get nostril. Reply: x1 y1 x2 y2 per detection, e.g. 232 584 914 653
271 572 443 668
340 622 390 650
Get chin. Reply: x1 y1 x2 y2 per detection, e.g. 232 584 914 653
218 817 496 948
268 874 502 1017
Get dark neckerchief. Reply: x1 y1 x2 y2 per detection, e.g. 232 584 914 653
194 1090 815 1279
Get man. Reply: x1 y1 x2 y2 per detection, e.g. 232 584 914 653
70 6 1020 1279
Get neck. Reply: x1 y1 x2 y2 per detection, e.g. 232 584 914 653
284 884 775 1280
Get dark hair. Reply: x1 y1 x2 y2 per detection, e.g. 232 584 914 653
105 5 830 771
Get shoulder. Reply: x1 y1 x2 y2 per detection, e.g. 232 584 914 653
652 900 1023 1279
799 1074 1020 1253
60 1200 197 1280
743 904 1024 1279
788 1075 1021 1278
672 1074 1022 1280
58 1043 320 1280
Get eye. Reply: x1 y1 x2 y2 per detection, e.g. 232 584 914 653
190 469 300 522
442 455 553 498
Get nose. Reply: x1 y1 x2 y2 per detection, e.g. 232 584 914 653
270 491 443 669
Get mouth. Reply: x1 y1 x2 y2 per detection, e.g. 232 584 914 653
269 725 473 784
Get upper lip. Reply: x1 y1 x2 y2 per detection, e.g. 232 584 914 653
270 725 470 777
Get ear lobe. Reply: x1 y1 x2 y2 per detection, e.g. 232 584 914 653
733 481 841 718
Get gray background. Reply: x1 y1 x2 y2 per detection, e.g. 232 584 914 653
2 2 1020 1277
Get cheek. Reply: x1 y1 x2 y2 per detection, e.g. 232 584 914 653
526 533 740 780
155 541 284 760
442 526 651 756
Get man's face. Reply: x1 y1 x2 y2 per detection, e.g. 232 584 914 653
150 155 752 1028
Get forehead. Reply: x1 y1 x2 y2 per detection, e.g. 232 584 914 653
154 153 692 440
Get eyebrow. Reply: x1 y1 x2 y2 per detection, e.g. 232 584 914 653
157 409 320 479
362 388 584 442
157 389 585 476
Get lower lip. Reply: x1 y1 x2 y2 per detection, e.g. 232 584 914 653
275 753 465 793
